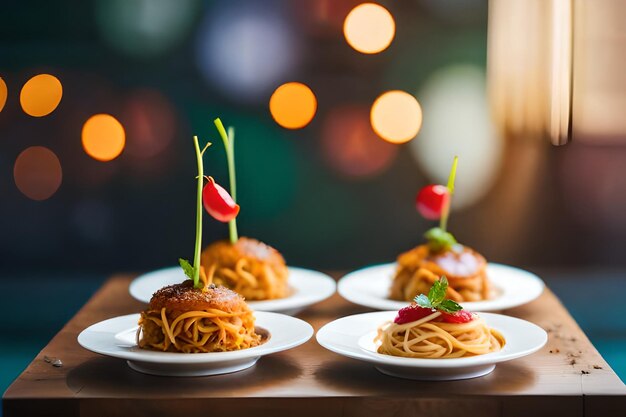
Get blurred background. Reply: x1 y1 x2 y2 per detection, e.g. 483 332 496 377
1 0 625 401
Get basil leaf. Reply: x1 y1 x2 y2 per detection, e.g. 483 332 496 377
438 299 463 313
414 294 432 308
178 258 195 280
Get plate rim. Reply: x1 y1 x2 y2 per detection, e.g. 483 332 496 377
129 265 337 311
316 311 548 369
78 311 314 364
337 262 545 312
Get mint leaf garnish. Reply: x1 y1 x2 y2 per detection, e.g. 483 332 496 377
414 294 432 309
427 276 448 306
438 299 463 313
179 258 195 280
424 227 457 252
413 276 464 314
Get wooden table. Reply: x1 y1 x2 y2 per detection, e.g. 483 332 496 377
3 274 625 417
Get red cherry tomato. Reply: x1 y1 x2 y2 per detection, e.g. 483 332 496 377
202 176 240 222
416 184 449 220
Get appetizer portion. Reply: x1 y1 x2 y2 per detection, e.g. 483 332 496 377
390 157 491 303
198 119 289 300
390 244 489 302
201 237 289 300
137 281 261 353
138 120 263 353
378 277 505 358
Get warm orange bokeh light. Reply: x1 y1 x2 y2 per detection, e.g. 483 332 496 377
14 146 63 201
20 74 63 117
82 114 126 161
343 3 395 54
370 90 423 144
0 77 7 112
269 82 317 129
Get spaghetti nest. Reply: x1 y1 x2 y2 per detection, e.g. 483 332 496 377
390 244 490 303
377 311 505 359
200 237 289 301
138 280 261 353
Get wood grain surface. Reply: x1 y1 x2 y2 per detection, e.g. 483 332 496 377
3 273 625 417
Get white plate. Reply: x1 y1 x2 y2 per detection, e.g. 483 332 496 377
129 266 336 315
316 311 547 380
338 263 544 312
78 311 313 377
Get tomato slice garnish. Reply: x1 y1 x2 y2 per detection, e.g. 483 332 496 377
202 176 240 222
440 310 475 323
394 304 436 324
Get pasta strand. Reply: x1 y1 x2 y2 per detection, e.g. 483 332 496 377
138 307 261 353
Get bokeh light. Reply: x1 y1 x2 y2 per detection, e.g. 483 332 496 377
123 89 176 159
14 146 62 200
0 77 7 112
94 0 201 58
571 0 626 145
20 74 63 117
196 2 299 103
410 65 503 208
269 82 317 129
82 114 126 162
370 90 423 143
343 3 395 54
322 105 397 178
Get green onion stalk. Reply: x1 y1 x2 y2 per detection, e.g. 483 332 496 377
440 155 458 232
189 136 211 289
214 118 238 244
